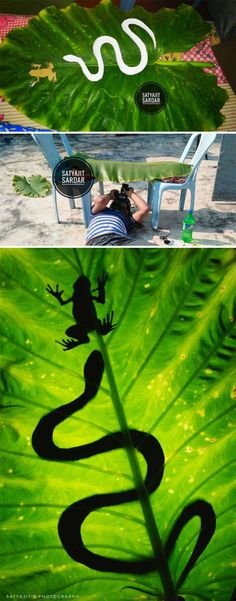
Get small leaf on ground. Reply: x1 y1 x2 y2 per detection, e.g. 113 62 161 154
12 175 52 197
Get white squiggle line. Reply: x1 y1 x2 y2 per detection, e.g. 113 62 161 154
63 18 156 81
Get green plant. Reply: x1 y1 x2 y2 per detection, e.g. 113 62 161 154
73 154 192 182
0 248 235 601
0 2 227 131
12 175 52 197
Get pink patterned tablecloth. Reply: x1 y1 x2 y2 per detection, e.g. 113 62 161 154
0 14 228 114
182 37 227 84
0 14 31 40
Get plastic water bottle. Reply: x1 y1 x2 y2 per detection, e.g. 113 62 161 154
182 211 195 243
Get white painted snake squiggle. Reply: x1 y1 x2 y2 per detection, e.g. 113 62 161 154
63 18 156 81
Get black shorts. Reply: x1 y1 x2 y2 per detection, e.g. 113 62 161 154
86 234 130 246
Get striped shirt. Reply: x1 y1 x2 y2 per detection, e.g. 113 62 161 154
86 208 131 242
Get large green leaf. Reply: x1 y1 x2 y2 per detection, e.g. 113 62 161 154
0 2 228 131
74 152 192 182
0 248 235 601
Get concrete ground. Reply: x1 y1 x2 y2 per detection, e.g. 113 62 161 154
0 133 235 247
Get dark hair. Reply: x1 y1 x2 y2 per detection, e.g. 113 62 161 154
110 191 143 229
110 191 132 217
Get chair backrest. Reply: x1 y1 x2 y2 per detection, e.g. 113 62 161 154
32 133 75 165
179 133 217 180
179 133 200 164
190 133 217 168
31 134 62 169
60 134 73 156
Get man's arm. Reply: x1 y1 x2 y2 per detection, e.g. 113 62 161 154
91 191 114 214
127 190 149 223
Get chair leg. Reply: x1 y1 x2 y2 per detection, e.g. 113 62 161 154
68 194 76 209
147 182 154 208
99 181 104 195
81 190 92 228
151 181 163 230
52 186 60 223
179 189 187 211
190 184 196 212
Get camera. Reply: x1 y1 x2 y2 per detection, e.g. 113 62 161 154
120 183 134 195
112 184 134 205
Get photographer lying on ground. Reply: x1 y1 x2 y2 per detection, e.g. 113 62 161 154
86 184 149 246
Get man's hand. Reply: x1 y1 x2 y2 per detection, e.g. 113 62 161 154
109 189 118 201
121 184 134 198
100 311 116 335
46 283 64 301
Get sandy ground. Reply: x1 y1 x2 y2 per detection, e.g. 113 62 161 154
0 133 235 248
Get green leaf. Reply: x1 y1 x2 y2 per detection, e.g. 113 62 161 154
12 175 52 197
0 2 228 131
75 153 192 182
0 248 235 601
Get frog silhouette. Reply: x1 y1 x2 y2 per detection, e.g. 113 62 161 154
46 273 115 350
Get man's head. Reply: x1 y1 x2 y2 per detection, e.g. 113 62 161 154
110 190 132 218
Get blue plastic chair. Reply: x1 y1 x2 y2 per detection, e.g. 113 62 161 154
149 133 216 230
31 133 104 226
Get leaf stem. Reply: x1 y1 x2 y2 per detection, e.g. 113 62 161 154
155 60 215 68
96 334 177 601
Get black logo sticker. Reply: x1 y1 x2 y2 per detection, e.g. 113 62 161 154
53 157 94 198
135 82 168 114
